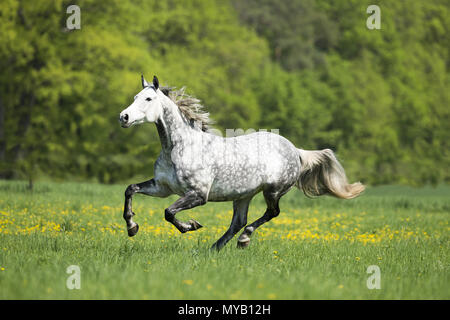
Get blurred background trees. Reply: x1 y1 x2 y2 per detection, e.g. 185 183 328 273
0 0 448 186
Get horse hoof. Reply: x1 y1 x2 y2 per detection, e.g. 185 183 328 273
189 219 203 230
237 237 250 249
128 223 139 237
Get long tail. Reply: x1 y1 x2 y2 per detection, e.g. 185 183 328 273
297 149 365 199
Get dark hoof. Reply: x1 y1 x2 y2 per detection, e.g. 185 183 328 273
237 235 250 249
128 223 139 237
189 219 203 230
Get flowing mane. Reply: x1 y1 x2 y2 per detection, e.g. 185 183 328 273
161 86 213 132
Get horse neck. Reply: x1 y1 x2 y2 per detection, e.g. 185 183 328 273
155 93 195 154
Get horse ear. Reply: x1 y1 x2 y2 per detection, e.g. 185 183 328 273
161 87 170 96
153 75 159 90
141 75 150 88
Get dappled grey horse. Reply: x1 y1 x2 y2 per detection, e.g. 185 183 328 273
119 75 364 250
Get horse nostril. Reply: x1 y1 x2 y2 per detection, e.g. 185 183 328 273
120 114 129 123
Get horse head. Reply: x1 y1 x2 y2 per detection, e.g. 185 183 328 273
119 75 163 128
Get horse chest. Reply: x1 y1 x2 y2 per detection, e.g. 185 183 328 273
154 157 182 195
154 155 209 196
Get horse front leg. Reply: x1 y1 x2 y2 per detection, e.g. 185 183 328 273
164 190 206 233
123 178 171 237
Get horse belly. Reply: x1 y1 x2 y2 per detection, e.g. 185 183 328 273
208 177 263 201
207 161 268 201
207 143 300 201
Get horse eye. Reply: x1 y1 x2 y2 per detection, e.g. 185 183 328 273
146 97 152 101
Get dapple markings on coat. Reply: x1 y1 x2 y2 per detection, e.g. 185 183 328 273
119 75 364 250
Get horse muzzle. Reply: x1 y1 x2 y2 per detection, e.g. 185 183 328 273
119 113 130 128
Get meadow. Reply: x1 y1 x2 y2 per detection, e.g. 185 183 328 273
0 180 448 299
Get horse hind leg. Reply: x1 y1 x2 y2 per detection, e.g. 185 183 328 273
210 197 251 251
237 190 281 248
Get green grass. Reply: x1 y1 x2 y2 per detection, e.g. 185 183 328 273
0 180 448 299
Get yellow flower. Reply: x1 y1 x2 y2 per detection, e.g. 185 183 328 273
183 280 193 285
338 284 344 289
0 267 5 271
267 293 277 299
355 257 360 261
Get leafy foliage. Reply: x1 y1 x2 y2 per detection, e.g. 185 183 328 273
0 0 448 186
